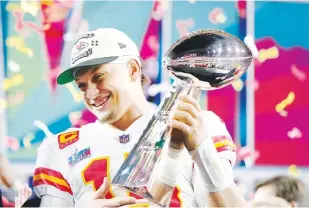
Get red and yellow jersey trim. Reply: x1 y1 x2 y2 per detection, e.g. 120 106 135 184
212 135 236 152
33 167 73 195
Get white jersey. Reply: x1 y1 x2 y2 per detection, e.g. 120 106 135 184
33 111 236 207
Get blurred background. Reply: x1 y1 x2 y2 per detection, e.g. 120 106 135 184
0 0 308 204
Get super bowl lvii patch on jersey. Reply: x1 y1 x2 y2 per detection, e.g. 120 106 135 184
68 147 91 167
58 131 79 149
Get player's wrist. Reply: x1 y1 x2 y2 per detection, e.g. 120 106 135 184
189 138 234 192
156 145 184 187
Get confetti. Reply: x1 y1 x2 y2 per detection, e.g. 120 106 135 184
244 35 258 58
1 74 24 92
147 35 159 53
69 111 83 126
66 83 82 102
7 91 25 106
33 120 54 138
275 92 295 114
287 127 302 139
236 145 260 168
209 8 227 25
6 36 33 57
8 60 21 72
21 0 39 16
176 18 195 38
152 0 169 21
279 109 288 117
257 46 279 63
188 0 196 3
23 133 35 148
6 136 20 151
291 64 306 81
288 164 300 177
0 98 7 109
231 79 244 92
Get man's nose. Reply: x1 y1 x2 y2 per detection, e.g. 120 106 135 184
86 84 99 99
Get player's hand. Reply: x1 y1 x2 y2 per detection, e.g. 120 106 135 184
87 177 137 208
169 93 206 151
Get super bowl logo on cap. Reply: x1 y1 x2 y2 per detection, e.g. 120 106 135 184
73 42 89 55
58 131 79 149
119 134 130 144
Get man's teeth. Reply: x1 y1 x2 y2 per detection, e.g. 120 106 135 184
93 96 110 107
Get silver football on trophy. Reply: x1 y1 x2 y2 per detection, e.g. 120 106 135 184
112 29 253 206
163 29 253 89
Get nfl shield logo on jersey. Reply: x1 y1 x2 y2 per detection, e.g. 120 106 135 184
119 134 130 144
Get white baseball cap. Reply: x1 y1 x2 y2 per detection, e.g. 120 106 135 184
57 28 141 85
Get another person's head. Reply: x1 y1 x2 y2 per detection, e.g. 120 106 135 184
253 175 307 207
57 28 149 126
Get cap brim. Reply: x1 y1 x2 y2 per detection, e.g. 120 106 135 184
57 56 119 85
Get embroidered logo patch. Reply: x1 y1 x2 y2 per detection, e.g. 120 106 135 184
58 131 79 149
119 134 130 144
73 42 89 55
68 147 91 167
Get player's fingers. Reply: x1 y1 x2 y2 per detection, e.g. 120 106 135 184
169 119 190 135
172 110 195 126
101 197 136 207
179 94 202 112
94 177 110 199
175 101 199 119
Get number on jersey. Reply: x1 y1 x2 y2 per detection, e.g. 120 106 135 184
81 156 182 206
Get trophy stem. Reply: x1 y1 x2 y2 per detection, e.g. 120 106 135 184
112 81 189 204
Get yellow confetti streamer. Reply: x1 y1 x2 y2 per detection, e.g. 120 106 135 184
23 133 35 149
258 47 279 63
275 92 295 114
66 83 82 103
231 79 244 92
6 2 22 12
6 36 33 57
0 99 7 109
2 74 24 92
288 164 300 177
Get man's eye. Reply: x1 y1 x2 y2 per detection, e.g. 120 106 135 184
77 83 86 89
93 74 105 82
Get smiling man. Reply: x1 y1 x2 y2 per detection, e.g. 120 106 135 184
33 28 247 207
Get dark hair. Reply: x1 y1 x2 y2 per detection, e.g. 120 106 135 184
255 175 307 205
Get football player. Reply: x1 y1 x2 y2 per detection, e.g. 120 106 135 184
33 28 247 207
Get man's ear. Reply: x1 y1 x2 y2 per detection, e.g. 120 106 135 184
290 201 297 207
127 59 141 82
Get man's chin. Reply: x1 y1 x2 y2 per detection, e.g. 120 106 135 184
96 111 114 123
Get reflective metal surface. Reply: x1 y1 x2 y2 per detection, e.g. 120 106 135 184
164 29 253 90
112 29 252 206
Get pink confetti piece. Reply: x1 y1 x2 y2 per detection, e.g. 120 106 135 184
152 0 169 21
208 8 227 24
291 64 306 81
7 91 25 106
6 136 20 151
287 127 302 139
236 145 260 165
176 18 195 38
147 35 159 53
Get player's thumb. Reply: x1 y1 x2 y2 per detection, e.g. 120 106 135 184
93 177 110 200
